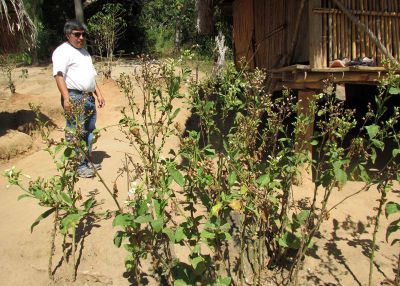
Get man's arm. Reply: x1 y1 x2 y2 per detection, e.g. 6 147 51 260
54 72 71 111
94 82 105 108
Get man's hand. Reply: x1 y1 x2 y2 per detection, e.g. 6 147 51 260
97 94 105 108
63 97 72 112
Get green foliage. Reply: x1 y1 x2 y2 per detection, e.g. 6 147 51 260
88 3 127 78
140 0 197 55
0 52 31 93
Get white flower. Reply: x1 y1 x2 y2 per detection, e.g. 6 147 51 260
128 181 139 198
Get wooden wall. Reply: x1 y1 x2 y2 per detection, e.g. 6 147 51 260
232 0 400 70
319 0 400 66
233 0 255 68
253 0 287 69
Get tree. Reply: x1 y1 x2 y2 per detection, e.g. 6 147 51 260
0 0 36 50
74 0 84 23
196 0 213 35
88 3 126 78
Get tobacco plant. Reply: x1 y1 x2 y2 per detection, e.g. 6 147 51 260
3 102 106 281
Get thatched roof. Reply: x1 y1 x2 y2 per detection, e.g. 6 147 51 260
0 0 36 53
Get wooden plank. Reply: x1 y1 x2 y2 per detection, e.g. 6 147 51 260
363 0 371 57
395 0 400 58
309 0 326 68
360 0 366 57
371 0 377 60
329 1 334 62
351 0 356 59
388 0 393 56
270 64 312 72
322 0 328 66
313 8 400 17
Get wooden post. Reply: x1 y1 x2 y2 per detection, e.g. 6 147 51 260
309 0 326 68
294 91 316 185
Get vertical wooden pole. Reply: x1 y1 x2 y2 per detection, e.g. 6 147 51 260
309 0 326 68
360 0 366 57
329 0 334 62
394 0 400 59
294 91 316 185
351 0 356 59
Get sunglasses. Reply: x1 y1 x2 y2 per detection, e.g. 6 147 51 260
71 31 86 38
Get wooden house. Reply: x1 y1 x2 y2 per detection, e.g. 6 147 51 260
227 0 400 182
231 0 400 90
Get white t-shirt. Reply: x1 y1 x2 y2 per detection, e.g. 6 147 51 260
52 42 97 92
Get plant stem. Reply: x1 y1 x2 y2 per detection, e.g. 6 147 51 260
48 208 59 280
396 250 400 286
368 184 388 286
72 227 77 282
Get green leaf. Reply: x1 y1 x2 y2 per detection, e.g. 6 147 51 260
215 277 232 286
175 227 186 242
114 231 125 247
190 256 206 275
211 203 223 216
228 171 237 186
83 198 95 212
60 192 73 206
278 232 301 249
134 215 153 224
63 147 76 158
365 124 379 139
256 174 270 187
204 148 216 156
393 149 400 158
31 207 56 232
153 199 162 218
169 108 181 121
151 218 164 233
200 230 215 239
371 148 377 164
333 162 347 185
295 210 310 225
389 86 400 95
162 228 175 242
371 139 384 151
386 202 400 217
310 139 319 146
54 144 63 154
112 213 134 227
358 165 370 183
174 280 189 286
60 213 82 234
169 167 185 187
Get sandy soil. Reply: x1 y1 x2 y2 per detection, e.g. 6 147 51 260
0 63 398 286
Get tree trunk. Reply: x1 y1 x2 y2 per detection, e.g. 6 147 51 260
74 0 84 23
196 0 214 35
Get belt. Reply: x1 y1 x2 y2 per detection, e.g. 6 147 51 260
68 89 93 95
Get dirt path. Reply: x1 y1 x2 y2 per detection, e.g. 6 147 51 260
0 64 398 285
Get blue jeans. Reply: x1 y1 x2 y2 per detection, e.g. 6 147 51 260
61 89 96 166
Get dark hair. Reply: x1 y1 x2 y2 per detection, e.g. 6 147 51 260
64 19 87 35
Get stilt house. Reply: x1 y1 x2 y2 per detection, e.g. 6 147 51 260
231 0 400 91
224 0 400 182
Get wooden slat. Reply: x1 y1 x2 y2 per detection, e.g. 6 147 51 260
313 8 400 17
395 0 400 58
351 0 356 59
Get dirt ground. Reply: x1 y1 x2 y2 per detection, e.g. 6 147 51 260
0 63 398 286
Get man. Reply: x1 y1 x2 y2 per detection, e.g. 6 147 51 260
52 19 105 178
